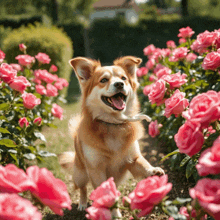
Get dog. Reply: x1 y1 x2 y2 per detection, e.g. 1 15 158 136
58 56 165 213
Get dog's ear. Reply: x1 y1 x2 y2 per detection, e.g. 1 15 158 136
114 56 142 77
69 57 100 84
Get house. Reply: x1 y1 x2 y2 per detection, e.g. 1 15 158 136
90 0 140 24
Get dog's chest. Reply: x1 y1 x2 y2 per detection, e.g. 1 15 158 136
105 137 123 151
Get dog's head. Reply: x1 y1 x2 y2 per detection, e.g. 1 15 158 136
69 56 142 123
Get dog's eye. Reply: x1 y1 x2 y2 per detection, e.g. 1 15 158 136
122 76 127 81
100 78 108 83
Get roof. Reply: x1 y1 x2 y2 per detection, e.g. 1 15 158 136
93 0 140 11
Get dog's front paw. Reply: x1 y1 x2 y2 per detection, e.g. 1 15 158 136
147 167 165 177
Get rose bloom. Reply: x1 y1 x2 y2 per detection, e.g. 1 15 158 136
143 44 156 56
0 164 34 193
161 72 187 89
149 74 157 82
150 48 163 62
148 120 162 138
182 91 220 128
145 59 155 70
178 26 195 39
19 43 27 52
27 166 72 215
155 67 172 79
0 63 17 84
174 119 204 157
160 48 171 57
86 206 111 220
35 84 47 95
15 54 35 67
54 78 69 90
46 83 58 97
0 49 5 63
19 117 29 128
186 53 197 63
136 67 148 77
9 76 31 93
34 69 57 83
202 51 220 70
166 40 176 49
179 38 187 44
22 93 41 109
153 63 165 74
164 89 189 118
143 84 153 96
0 193 42 220
51 103 63 120
171 47 189 61
35 52 51 64
49 64 58 72
32 77 41 84
189 178 220 219
148 79 167 105
90 177 120 208
10 63 22 71
128 175 172 217
196 136 220 176
33 117 42 126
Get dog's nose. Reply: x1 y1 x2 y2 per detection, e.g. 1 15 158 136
114 82 124 90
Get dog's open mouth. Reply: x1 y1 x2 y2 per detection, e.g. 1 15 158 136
101 93 127 111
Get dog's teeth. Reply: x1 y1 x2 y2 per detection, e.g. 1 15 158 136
107 98 112 104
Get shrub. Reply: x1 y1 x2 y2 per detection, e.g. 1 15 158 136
2 23 73 96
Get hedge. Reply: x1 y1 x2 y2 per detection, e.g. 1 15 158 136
2 23 73 96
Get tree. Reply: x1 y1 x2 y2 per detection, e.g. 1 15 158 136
181 0 189 17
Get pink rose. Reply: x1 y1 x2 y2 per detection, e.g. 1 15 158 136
35 52 51 64
51 103 63 120
33 117 42 126
9 76 31 93
196 136 220 176
148 79 167 105
0 63 17 84
35 84 47 95
86 206 112 220
171 47 189 61
19 117 29 128
174 119 204 157
182 91 220 128
19 43 27 52
143 44 156 56
189 178 220 219
15 55 35 67
34 69 57 83
0 164 34 193
186 53 197 63
161 72 187 89
202 51 220 70
0 193 42 220
166 40 176 49
10 63 22 71
155 67 171 79
22 93 41 109
49 64 58 72
136 67 148 77
90 177 120 208
150 48 163 62
179 38 187 44
145 59 155 70
32 77 41 84
148 120 162 138
128 175 172 217
0 49 5 63
178 26 195 38
153 64 165 74
149 74 157 82
27 166 72 215
143 84 153 96
55 78 69 89
164 89 189 118
46 83 58 97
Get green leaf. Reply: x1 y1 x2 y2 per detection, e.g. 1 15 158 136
0 139 17 148
38 150 56 157
24 153 36 160
0 103 10 111
180 155 191 167
47 123 58 129
186 159 195 179
161 149 179 162
172 197 192 205
34 131 47 142
0 128 10 134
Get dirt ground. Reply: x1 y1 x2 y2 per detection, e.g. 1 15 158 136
43 121 194 220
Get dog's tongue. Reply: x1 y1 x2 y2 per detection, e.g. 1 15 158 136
111 96 125 110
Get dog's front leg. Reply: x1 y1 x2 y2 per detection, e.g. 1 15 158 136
128 141 165 178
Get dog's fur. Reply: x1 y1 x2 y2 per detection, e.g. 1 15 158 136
58 56 165 211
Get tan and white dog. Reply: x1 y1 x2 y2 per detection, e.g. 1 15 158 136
58 56 165 212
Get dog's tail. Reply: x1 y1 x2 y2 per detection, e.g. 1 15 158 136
58 114 81 172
